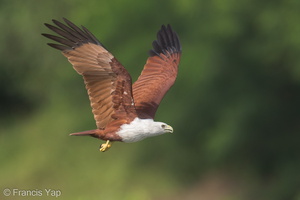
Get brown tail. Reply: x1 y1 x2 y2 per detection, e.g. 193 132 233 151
69 129 99 137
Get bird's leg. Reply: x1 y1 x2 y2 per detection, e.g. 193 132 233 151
99 140 112 152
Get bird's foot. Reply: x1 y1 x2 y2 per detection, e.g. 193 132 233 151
99 140 111 152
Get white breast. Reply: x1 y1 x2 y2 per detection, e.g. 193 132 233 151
116 117 165 143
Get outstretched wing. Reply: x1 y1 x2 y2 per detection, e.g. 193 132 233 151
132 24 181 119
42 18 137 129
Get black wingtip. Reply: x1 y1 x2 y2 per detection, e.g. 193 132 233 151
42 18 102 51
47 43 67 51
149 24 181 57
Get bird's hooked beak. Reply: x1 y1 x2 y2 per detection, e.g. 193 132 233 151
164 125 174 133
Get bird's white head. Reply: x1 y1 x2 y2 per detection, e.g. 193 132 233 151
152 122 174 134
117 118 173 143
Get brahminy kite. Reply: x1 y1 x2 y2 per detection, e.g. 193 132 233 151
42 18 181 152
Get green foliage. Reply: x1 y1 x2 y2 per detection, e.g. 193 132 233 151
1 0 300 199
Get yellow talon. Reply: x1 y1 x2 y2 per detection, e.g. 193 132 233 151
99 140 111 152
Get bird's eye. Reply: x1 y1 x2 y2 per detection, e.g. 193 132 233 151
161 124 166 128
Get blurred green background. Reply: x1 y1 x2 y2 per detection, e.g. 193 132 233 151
1 0 300 199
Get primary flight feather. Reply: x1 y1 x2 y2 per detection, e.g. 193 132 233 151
42 18 181 152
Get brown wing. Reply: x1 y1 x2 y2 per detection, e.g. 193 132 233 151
42 18 137 129
132 24 181 119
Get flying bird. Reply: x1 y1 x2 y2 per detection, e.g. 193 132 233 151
42 18 181 152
